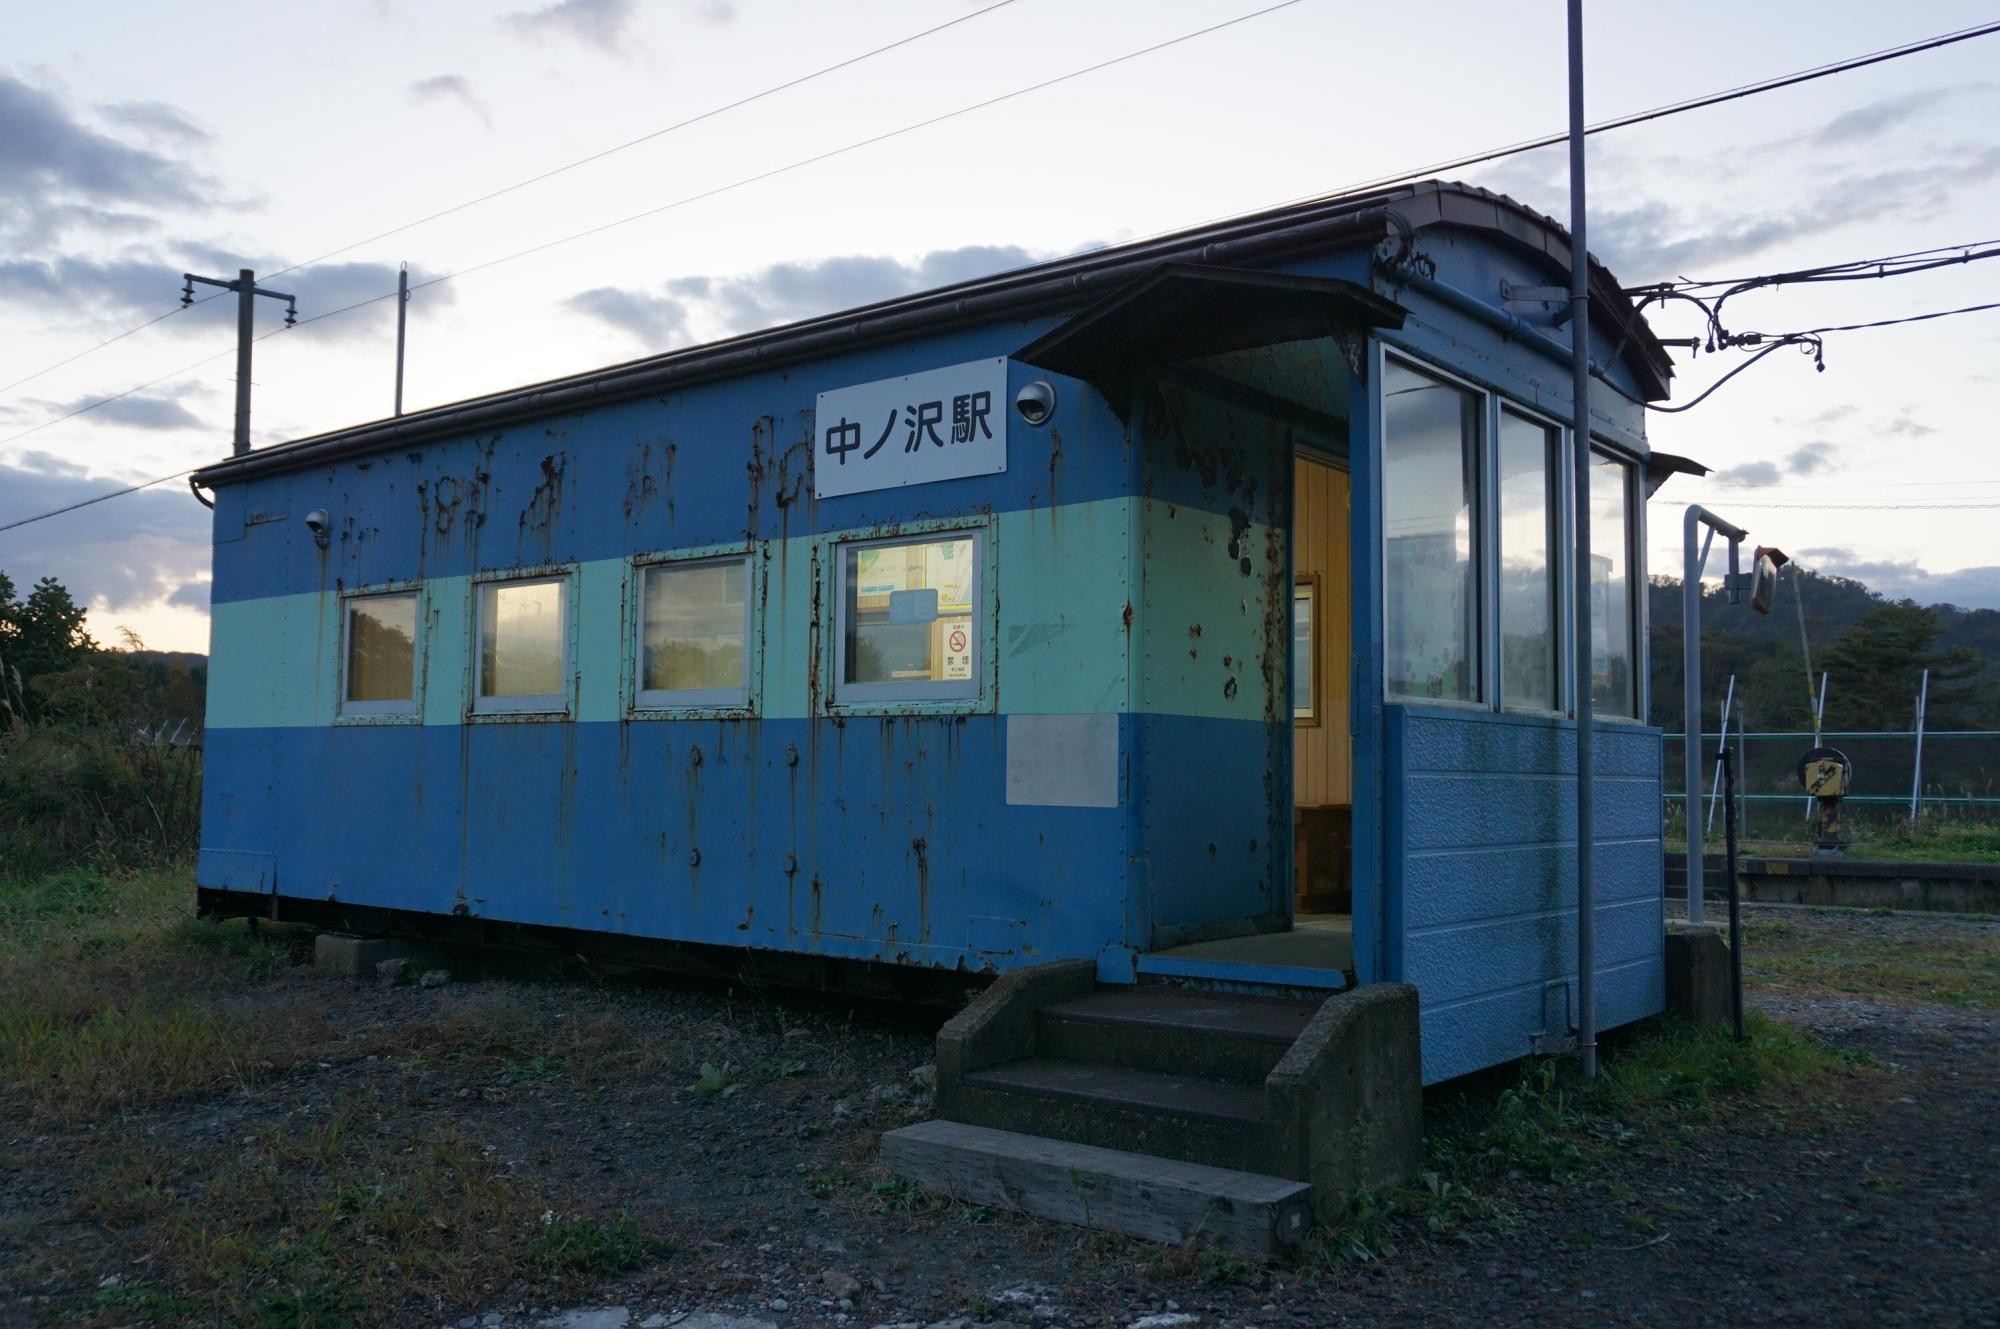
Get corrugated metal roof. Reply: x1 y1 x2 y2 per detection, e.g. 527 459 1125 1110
194 179 1669 487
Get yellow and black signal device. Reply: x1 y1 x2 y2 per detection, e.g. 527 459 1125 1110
1796 746 1853 852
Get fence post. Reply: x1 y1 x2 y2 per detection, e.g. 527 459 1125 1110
1706 674 1737 835
1909 668 1930 825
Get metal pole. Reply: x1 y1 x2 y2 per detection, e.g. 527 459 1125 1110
1720 747 1745 1043
395 263 409 417
233 268 255 456
1705 674 1736 837
1680 504 1748 929
1737 696 1750 842
1567 0 1596 1081
1909 667 1930 824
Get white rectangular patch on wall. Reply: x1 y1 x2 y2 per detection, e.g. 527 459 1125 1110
814 357 1008 499
1006 713 1120 808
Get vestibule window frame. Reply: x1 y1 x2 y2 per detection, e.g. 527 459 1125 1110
1377 345 1650 727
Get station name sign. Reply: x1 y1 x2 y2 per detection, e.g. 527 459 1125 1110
813 356 1008 499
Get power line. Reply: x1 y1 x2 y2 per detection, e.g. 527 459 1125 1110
0 467 198 535
0 0 1303 448
0 0 1026 402
8 13 1998 531
0 350 236 449
260 0 1027 284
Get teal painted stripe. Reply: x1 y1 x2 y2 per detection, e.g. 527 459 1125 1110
1138 499 1285 723
207 497 1153 729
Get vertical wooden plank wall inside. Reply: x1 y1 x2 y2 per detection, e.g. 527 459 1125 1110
1293 455 1353 914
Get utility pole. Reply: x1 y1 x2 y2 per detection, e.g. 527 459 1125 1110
395 262 410 417
1566 0 1597 1082
181 269 298 456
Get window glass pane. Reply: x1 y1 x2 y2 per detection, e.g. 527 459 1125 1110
346 594 416 703
1588 451 1636 718
1383 361 1480 701
1292 582 1315 720
843 536 977 688
1499 412 1559 711
480 580 565 699
642 560 747 695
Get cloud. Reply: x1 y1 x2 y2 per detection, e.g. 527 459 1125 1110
0 454 211 614
15 382 213 433
568 243 1049 346
566 287 692 346
1711 460 1781 487
1785 444 1835 476
94 99 210 144
1796 548 2000 612
0 252 453 344
1814 86 1974 146
1467 99 2000 283
1880 413 1935 438
407 74 491 127
506 0 635 49
0 73 208 247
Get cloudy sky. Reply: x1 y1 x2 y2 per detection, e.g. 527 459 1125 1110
3 0 1997 653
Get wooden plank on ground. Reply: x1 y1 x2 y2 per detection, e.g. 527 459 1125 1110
881 1120 1312 1260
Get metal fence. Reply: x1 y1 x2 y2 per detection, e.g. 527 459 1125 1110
1663 672 1999 841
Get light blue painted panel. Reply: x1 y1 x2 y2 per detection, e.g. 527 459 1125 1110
419 575 471 726
1137 500 1281 723
1398 711 1661 779
995 501 1132 715
207 591 338 729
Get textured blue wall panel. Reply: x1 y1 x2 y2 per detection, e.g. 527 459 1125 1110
1389 708 1665 1083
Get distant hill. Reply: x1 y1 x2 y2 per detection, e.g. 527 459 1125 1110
1648 566 2000 734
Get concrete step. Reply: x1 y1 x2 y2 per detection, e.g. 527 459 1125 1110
1036 987 1318 1085
882 1119 1312 1260
956 1057 1271 1174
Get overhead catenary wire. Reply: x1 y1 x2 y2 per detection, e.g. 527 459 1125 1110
7 14 2000 533
0 0 1306 454
0 467 199 535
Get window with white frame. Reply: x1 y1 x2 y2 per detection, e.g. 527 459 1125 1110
835 531 981 704
637 556 750 708
1587 449 1639 719
342 591 418 716
1498 409 1561 712
1292 577 1318 723
1382 359 1482 703
475 575 569 713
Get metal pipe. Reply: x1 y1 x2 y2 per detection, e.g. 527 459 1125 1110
1567 0 1597 1080
1682 503 1748 925
1803 672 1828 821
233 267 255 456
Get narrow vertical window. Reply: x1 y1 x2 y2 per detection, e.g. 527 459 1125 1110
835 532 981 703
343 592 417 716
638 557 750 708
1383 360 1481 702
1498 410 1560 711
1292 577 1318 722
1588 450 1638 719
476 576 568 713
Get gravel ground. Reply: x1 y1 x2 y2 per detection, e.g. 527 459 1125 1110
6 905 1995 1329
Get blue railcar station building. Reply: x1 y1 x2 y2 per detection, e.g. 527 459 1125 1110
195 180 1687 1101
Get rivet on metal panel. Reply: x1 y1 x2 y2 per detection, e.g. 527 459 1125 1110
785 742 799 767
689 745 703 768
782 853 798 875
688 848 702 867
